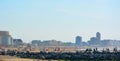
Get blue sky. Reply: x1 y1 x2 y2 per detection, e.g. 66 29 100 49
0 0 120 43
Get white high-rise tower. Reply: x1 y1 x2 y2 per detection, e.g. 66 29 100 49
0 31 12 45
96 32 101 41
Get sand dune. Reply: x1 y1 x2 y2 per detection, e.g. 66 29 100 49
0 55 58 61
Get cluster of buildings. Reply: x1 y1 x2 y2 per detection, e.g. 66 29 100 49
31 40 74 46
0 31 120 47
75 32 120 46
31 32 120 47
0 31 23 47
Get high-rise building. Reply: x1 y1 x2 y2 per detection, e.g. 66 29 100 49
96 32 101 41
75 36 82 45
88 32 101 46
0 31 12 45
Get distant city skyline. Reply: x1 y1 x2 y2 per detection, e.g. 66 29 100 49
0 0 120 43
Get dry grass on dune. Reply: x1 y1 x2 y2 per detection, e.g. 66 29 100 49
0 55 58 61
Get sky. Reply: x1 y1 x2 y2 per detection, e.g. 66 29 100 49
0 0 120 43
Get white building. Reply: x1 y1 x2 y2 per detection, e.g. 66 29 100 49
0 31 12 45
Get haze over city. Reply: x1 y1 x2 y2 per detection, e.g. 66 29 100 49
0 0 120 43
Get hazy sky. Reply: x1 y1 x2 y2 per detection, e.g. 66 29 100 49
0 0 120 43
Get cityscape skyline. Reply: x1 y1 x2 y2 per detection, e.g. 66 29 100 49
0 31 120 46
0 0 120 42
0 30 119 43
